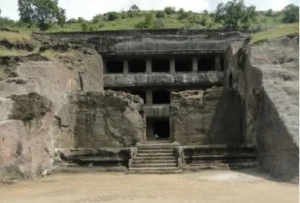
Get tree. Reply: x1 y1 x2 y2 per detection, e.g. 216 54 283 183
106 12 119 21
164 7 176 15
215 0 256 28
282 4 299 23
57 8 66 27
128 4 140 17
178 9 189 20
265 9 273 17
92 14 103 23
18 0 66 30
156 11 165 18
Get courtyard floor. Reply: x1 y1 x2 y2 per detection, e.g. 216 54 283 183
0 169 298 203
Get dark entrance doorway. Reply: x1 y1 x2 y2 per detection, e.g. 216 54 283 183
153 119 170 139
146 118 170 140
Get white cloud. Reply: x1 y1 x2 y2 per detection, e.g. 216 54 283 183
0 0 298 20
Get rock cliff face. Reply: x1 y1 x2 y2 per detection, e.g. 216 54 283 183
171 87 243 145
0 48 104 180
74 91 145 148
236 35 299 183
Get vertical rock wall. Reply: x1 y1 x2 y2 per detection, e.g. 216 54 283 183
171 87 243 145
0 49 104 180
236 36 299 183
74 91 146 148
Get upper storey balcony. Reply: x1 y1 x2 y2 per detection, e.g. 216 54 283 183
104 56 225 88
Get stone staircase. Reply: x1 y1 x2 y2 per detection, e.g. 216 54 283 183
128 141 183 174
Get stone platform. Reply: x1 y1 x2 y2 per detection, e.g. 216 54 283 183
54 143 257 174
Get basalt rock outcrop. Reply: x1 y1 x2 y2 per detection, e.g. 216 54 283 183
171 87 243 145
0 47 104 180
74 91 145 148
235 35 299 183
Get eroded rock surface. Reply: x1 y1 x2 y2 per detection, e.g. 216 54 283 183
236 35 299 183
171 87 243 145
0 48 104 180
74 91 145 147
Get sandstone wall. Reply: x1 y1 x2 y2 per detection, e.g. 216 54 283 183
74 91 146 148
0 49 103 180
171 87 243 145
236 36 299 183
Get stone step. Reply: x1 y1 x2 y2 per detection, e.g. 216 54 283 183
185 154 256 160
188 158 256 165
128 167 183 174
137 145 175 149
186 162 258 170
132 163 178 168
133 159 177 164
138 142 174 145
137 149 174 153
136 152 175 157
184 145 256 155
142 140 171 143
133 156 176 160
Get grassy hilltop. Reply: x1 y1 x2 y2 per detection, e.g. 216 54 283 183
0 1 298 57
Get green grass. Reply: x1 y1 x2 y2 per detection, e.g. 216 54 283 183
0 31 32 43
0 48 29 56
250 23 299 44
44 10 288 32
40 49 76 58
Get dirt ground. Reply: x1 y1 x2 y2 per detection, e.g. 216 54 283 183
0 169 298 203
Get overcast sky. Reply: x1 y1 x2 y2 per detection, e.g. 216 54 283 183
0 0 299 20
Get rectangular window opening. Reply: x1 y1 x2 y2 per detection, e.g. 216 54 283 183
152 90 170 104
152 59 170 72
175 59 192 72
106 60 123 73
129 59 146 73
197 57 215 71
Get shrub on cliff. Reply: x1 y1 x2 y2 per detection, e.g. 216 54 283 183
164 7 176 15
156 11 165 18
106 12 120 21
282 4 299 23
18 0 66 31
134 14 155 29
214 0 256 28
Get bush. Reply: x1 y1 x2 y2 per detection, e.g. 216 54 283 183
154 18 165 28
178 11 189 20
215 0 256 28
207 21 214 29
107 12 120 21
134 14 154 28
282 4 299 23
265 9 273 17
128 4 140 17
156 11 165 18
0 17 17 28
92 14 102 24
81 23 88 31
164 7 176 15
66 18 77 24
120 11 127 19
199 16 207 26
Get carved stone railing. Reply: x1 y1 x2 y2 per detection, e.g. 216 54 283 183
104 72 224 88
